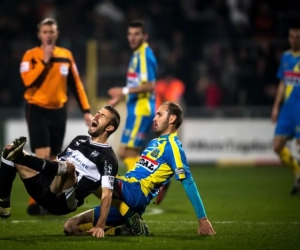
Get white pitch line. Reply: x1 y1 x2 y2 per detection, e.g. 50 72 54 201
145 208 164 215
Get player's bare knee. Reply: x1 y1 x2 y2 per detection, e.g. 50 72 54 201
65 162 75 175
118 150 126 160
64 219 76 236
273 141 284 154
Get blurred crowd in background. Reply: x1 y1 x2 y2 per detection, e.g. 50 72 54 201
1 0 300 111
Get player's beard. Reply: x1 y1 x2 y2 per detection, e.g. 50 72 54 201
88 124 108 137
133 39 144 51
154 119 169 136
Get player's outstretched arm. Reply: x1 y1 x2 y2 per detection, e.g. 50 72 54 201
88 187 113 238
181 177 216 236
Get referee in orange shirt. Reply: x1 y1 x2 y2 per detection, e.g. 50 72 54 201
19 18 93 215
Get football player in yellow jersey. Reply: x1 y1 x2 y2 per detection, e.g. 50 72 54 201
107 20 157 173
64 102 215 237
271 23 300 194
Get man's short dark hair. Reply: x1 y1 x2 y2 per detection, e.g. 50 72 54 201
104 105 121 136
37 18 58 31
162 102 183 129
128 20 147 34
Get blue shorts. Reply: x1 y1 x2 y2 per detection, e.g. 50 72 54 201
92 179 149 225
275 103 300 138
92 206 125 227
121 115 154 148
115 178 151 214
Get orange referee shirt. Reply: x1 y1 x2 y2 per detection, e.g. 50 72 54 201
20 46 90 112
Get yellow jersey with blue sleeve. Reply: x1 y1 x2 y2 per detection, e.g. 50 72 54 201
121 42 158 148
116 132 192 212
275 50 300 138
126 42 157 116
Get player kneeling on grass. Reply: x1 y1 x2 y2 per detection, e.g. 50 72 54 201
64 102 216 236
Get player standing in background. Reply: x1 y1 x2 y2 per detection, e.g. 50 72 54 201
0 18 93 215
64 102 216 237
271 22 300 194
107 20 157 172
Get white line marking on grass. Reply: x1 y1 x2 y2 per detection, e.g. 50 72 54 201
145 208 164 215
11 219 64 224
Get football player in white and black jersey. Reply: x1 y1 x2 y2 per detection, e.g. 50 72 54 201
0 106 120 238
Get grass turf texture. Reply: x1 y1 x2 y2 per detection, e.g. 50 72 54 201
1 166 300 250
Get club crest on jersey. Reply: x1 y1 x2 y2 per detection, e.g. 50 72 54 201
90 150 100 157
137 156 159 172
150 149 160 158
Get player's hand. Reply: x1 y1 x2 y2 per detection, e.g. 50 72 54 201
108 96 121 107
198 218 216 236
43 45 54 64
87 226 105 238
108 87 123 97
271 106 279 123
83 113 93 127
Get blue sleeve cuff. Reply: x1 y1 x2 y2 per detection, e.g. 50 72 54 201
181 177 207 219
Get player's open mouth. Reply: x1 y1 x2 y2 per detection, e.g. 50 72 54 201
91 121 98 127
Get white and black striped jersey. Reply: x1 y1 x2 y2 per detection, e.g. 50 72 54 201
57 135 118 206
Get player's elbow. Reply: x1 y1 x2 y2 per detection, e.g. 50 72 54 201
63 219 77 236
272 140 284 154
146 82 155 92
101 188 113 200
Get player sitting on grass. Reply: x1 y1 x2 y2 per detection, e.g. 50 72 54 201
63 102 216 236
0 106 124 238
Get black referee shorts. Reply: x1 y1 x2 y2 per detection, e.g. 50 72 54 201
25 103 67 155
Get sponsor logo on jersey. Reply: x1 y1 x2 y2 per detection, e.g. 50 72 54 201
71 154 89 170
104 160 113 175
64 148 89 170
127 72 139 87
284 71 300 86
59 147 100 183
137 156 159 172
65 148 73 157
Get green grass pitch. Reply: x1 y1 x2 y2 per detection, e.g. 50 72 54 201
1 166 300 250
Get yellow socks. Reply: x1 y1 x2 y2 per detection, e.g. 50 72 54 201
123 156 140 171
78 223 125 236
278 147 300 175
79 223 93 233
